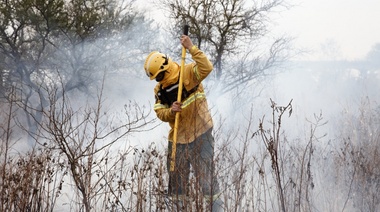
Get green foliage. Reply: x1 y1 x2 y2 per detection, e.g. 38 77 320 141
0 0 143 91
0 0 153 142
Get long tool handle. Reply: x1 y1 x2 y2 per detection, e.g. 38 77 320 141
170 25 189 172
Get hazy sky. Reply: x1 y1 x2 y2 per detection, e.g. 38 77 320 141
139 0 380 61
271 0 380 60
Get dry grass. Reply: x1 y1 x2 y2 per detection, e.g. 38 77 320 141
333 97 380 212
1 93 379 211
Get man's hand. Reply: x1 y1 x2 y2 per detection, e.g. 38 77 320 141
180 35 193 50
170 101 182 115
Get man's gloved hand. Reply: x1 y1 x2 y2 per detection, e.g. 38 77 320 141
180 35 193 50
170 101 182 115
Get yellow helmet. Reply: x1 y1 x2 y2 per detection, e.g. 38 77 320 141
144 51 171 80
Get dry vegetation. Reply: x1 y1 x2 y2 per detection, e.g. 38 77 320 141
1 89 379 211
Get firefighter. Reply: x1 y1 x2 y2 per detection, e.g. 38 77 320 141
144 35 222 211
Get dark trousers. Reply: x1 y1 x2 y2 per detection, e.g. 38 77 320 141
167 128 220 197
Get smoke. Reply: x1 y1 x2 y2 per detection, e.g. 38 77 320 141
3 0 380 210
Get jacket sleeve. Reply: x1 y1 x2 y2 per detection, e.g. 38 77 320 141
153 84 175 123
188 45 213 84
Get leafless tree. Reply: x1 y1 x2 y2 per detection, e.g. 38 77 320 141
24 77 156 211
0 87 64 211
157 0 292 94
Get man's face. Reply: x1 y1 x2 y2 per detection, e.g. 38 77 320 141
155 71 166 82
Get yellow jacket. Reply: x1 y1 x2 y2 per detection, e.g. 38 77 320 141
153 46 213 144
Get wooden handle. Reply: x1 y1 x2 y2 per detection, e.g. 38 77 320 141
170 25 189 172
